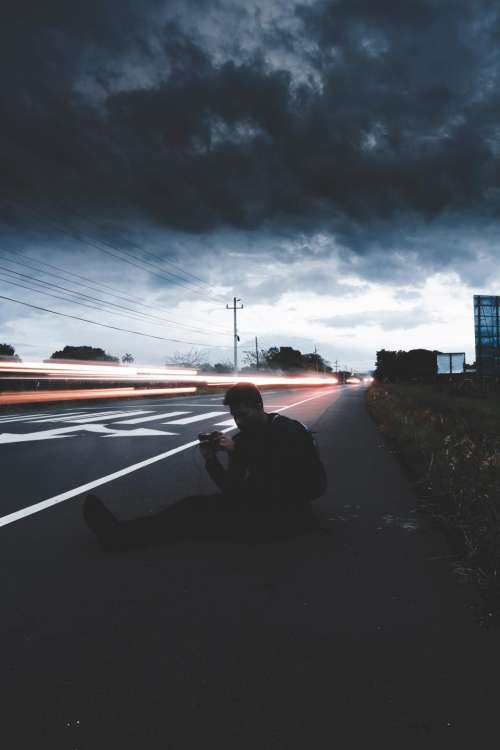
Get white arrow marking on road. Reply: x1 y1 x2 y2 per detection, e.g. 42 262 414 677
43 410 154 424
162 411 227 425
0 412 84 424
0 426 81 443
27 411 116 423
87 425 178 437
115 411 189 425
0 423 177 444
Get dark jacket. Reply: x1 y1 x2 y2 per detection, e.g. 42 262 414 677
205 412 327 509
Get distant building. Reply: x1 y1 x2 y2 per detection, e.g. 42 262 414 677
474 295 500 375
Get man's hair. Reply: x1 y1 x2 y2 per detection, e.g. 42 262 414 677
223 382 264 409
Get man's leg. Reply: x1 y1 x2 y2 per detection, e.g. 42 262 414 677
83 492 240 550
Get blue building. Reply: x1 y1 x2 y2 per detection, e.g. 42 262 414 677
474 295 500 375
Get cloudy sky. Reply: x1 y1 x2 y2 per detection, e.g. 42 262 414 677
2 0 500 370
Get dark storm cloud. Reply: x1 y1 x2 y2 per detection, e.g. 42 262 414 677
2 0 500 249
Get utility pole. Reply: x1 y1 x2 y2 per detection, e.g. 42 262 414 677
334 359 338 373
226 297 243 372
255 336 259 370
314 345 319 373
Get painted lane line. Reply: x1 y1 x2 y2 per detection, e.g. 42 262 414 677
274 388 339 411
162 411 227 425
212 390 338 427
115 411 189 425
0 425 237 529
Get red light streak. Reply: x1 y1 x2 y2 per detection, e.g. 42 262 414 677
0 360 338 406
0 387 197 406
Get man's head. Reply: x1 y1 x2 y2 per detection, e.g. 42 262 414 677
223 383 265 431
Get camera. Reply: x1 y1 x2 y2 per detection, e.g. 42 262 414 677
198 431 220 445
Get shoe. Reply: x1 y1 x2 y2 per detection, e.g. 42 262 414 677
83 493 120 549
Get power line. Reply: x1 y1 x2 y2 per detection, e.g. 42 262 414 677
3 197 229 307
0 271 223 339
0 258 233 339
53 196 229 303
0 246 233 336
0 247 160 309
3 198 237 336
0 293 233 348
0 134 228 304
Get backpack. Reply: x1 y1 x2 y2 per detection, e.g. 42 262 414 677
269 414 328 500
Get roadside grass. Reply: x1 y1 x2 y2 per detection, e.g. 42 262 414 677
366 384 500 601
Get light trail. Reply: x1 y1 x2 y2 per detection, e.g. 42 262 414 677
0 387 197 406
0 359 339 405
0 360 198 377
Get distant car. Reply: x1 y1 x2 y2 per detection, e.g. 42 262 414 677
346 376 361 384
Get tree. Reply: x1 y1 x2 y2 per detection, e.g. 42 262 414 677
302 352 333 373
169 348 212 370
374 348 437 382
257 346 332 374
243 347 269 371
0 343 20 360
122 353 134 364
50 345 119 362
262 346 304 372
212 361 233 373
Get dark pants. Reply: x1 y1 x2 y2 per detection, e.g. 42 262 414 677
111 493 318 549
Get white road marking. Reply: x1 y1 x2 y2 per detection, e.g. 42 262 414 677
92 426 178 438
58 410 153 424
115 411 189 425
0 412 84 424
138 402 223 408
213 418 236 427
274 388 339 411
0 387 339 528
27 410 120 423
0 422 178 444
162 411 227 425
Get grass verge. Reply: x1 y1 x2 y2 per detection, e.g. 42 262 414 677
367 384 500 604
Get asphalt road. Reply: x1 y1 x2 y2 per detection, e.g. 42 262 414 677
1 385 499 749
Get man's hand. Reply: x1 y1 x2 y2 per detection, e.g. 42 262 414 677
217 435 235 453
198 431 235 460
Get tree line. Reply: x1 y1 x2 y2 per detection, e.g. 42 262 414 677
173 345 333 374
0 343 334 374
374 348 438 382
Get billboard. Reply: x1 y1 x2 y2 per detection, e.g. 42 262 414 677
436 352 465 375
474 295 500 375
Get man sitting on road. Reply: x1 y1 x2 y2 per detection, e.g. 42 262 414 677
83 382 328 550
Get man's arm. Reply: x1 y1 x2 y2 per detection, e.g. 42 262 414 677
200 434 247 496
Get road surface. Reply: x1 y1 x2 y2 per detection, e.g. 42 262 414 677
1 385 498 748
